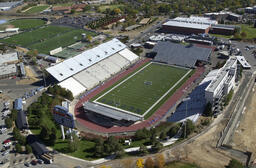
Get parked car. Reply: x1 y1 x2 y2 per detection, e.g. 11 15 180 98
2 150 9 156
31 160 37 165
37 159 43 164
24 162 30 167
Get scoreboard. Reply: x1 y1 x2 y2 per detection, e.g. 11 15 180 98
53 105 75 129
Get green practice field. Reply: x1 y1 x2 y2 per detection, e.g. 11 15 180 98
94 63 191 116
0 25 96 54
25 5 49 14
0 19 46 31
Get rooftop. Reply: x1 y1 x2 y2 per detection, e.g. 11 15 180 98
0 52 18 65
0 64 17 76
153 41 212 68
46 38 126 82
205 57 237 92
0 1 22 8
173 16 217 25
163 20 210 30
83 102 142 121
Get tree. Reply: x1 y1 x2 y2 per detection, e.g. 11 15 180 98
155 154 165 168
168 124 180 138
151 141 163 152
15 143 22 153
68 134 79 152
226 159 243 168
139 144 148 156
181 120 195 138
87 35 93 42
83 5 91 12
145 157 154 168
25 145 32 154
240 31 247 40
159 131 167 140
5 117 12 128
136 158 144 168
134 128 150 140
203 102 213 116
10 109 18 121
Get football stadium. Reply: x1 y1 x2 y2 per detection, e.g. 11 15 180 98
46 38 210 134
92 63 192 118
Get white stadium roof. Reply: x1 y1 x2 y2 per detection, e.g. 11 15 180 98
118 48 139 62
58 77 87 97
46 38 127 81
163 20 210 30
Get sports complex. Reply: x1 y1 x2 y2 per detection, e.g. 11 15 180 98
45 38 211 134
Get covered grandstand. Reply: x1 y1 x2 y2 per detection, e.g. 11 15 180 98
153 41 212 68
83 102 142 127
47 38 139 97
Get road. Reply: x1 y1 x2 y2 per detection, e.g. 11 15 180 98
127 17 168 45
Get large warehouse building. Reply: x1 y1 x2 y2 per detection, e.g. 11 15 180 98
162 16 217 34
47 38 139 97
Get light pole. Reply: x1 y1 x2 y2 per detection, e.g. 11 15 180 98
183 97 191 139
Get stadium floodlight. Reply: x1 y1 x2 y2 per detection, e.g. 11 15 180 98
183 97 191 139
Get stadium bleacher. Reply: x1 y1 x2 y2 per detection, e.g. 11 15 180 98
168 81 211 123
73 70 99 89
119 48 139 63
86 64 111 82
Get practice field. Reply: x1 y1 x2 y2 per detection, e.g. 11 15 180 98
0 19 46 31
25 5 49 14
0 25 96 54
94 62 192 116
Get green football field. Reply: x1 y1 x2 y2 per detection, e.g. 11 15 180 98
0 25 96 54
94 63 191 116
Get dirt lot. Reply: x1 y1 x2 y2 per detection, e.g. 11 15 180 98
231 84 256 153
170 121 231 168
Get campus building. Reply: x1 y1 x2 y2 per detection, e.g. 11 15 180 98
205 57 237 104
162 16 217 34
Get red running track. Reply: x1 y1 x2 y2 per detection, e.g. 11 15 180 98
74 60 205 134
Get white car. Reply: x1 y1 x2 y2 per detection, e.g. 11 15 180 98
3 142 11 148
2 150 9 156
0 128 7 134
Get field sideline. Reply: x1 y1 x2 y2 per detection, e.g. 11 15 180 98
93 62 192 118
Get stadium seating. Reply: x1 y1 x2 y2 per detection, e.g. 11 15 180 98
168 81 210 123
87 64 111 82
107 54 128 69
99 58 121 74
111 53 131 67
118 48 139 63
73 70 99 89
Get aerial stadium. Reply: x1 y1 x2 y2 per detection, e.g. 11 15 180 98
46 38 211 134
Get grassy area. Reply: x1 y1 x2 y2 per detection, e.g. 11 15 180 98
0 25 96 54
98 4 124 12
165 162 200 168
25 5 49 14
1 25 73 46
94 63 189 116
28 29 96 54
239 24 256 39
0 19 46 31
30 124 96 160
53 2 73 7
210 33 232 39
52 130 96 160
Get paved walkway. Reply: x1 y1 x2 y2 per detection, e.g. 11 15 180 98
74 59 205 134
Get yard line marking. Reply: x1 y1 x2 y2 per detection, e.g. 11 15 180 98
142 69 192 117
